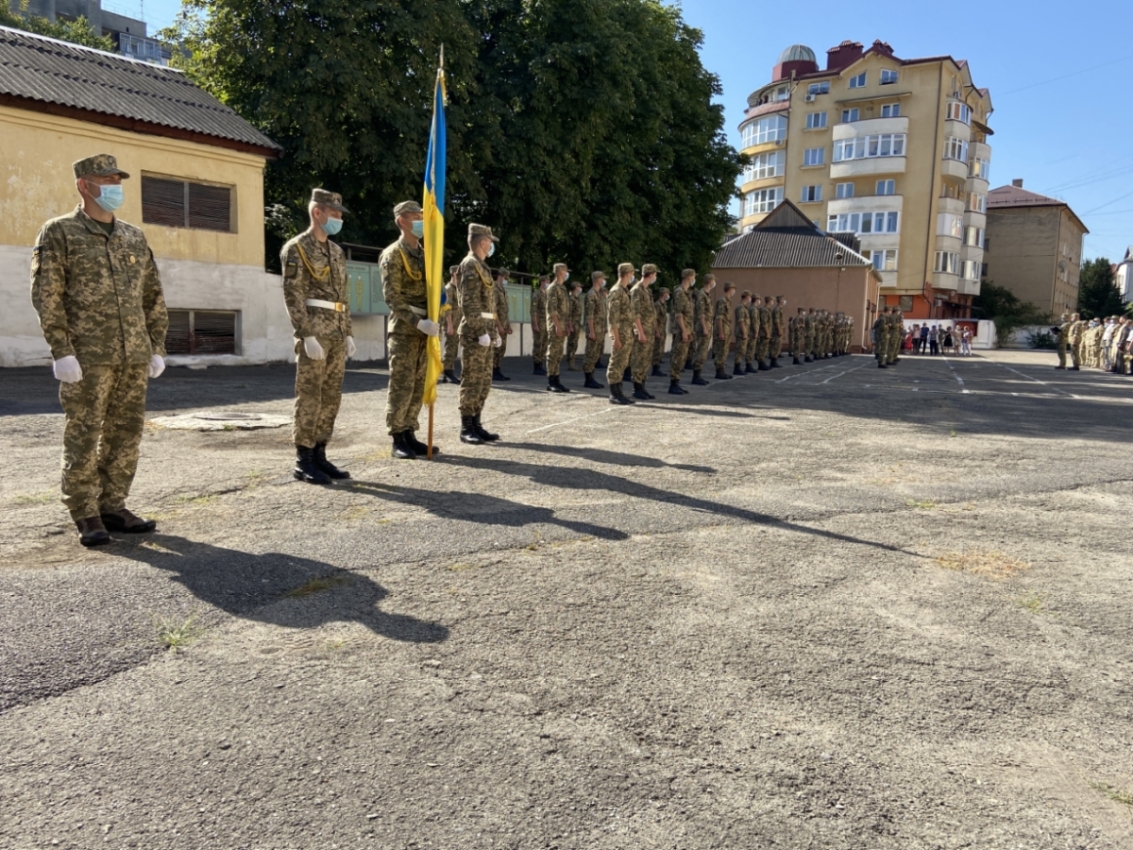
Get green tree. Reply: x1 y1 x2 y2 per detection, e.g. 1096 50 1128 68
161 0 741 274
971 281 1050 345
1 2 114 50
1077 257 1124 320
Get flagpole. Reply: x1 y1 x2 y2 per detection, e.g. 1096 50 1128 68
426 46 444 461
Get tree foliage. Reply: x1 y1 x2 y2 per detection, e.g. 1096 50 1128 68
161 0 741 275
1 3 114 50
972 280 1050 344
1076 257 1124 320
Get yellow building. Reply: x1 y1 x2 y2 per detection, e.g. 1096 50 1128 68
985 180 1087 317
738 40 993 320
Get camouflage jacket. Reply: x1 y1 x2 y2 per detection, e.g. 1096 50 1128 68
630 283 654 334
531 287 546 331
694 290 713 336
586 289 607 336
758 306 773 339
713 296 732 338
735 304 751 339
495 280 510 325
456 253 496 339
282 229 351 341
379 237 427 337
671 286 694 336
655 299 668 337
771 305 785 337
568 291 583 329
606 284 634 335
31 206 168 365
444 281 462 324
872 316 890 345
546 281 570 333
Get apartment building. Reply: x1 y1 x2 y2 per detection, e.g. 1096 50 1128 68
8 0 170 63
737 40 993 319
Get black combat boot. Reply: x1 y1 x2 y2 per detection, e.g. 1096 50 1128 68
651 365 664 377
691 370 710 386
668 379 684 395
792 356 801 365
314 442 351 479
460 415 484 444
550 375 571 393
404 432 437 457
584 371 604 389
757 360 769 371
391 432 416 460
443 368 460 384
533 363 546 376
75 516 111 548
609 383 634 405
295 446 331 484
878 361 887 369
733 362 745 376
643 382 655 399
632 382 649 400
769 357 780 369
714 368 733 380
805 355 813 362
745 363 756 374
474 413 499 442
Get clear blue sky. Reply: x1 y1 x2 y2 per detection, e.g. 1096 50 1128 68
136 0 1132 263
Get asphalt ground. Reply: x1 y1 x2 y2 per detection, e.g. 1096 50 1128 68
1 350 1131 850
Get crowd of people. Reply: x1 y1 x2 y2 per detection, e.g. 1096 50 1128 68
1054 313 1133 374
902 323 973 356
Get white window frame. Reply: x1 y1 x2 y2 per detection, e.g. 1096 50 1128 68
963 226 985 248
880 103 900 118
961 260 981 281
741 114 788 147
849 72 867 89
746 187 783 216
800 185 822 203
934 251 960 275
946 102 972 124
742 150 786 183
803 147 825 166
937 213 963 239
827 211 900 235
807 81 830 95
833 134 906 162
806 111 828 130
876 179 896 196
969 192 986 213
841 108 860 123
872 249 898 271
971 157 990 180
943 136 969 162
835 182 855 199
880 69 898 85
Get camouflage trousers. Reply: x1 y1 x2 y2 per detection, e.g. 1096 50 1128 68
631 332 652 383
652 334 664 367
294 335 346 449
735 337 750 366
875 339 889 363
59 362 148 521
1070 342 1082 368
770 334 782 360
583 332 605 374
692 334 712 370
756 337 770 364
606 332 634 385
1056 340 1067 367
546 332 568 377
669 335 690 380
566 331 581 367
888 334 901 363
714 335 732 371
458 336 493 417
532 327 547 366
443 328 460 370
386 331 428 435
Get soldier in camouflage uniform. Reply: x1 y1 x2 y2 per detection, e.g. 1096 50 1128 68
888 308 904 365
769 296 786 367
755 295 773 370
566 282 583 370
1067 312 1084 371
281 188 355 485
733 291 752 376
380 200 439 461
583 271 608 389
803 308 816 361
652 286 669 377
544 263 572 392
442 265 462 384
748 296 764 371
872 307 890 368
789 307 804 364
630 264 658 399
668 270 696 395
531 275 548 376
457 224 502 443
691 274 716 385
31 154 169 547
492 269 512 381
606 263 637 404
713 282 735 379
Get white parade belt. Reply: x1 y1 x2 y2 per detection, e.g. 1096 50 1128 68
305 298 347 312
480 312 496 320
408 305 427 317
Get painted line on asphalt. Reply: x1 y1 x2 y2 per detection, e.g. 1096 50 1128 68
993 362 1078 399
820 360 871 384
941 356 970 393
775 363 838 383
526 405 616 434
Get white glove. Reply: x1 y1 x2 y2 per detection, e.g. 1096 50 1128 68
416 319 440 337
345 336 357 359
147 354 165 379
303 336 325 361
477 333 491 347
52 355 83 383
493 336 503 348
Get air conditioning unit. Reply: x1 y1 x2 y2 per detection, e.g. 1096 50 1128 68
805 94 816 102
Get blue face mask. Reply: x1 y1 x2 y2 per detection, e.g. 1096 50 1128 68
411 220 425 238
92 183 124 212
322 216 343 236
488 243 496 258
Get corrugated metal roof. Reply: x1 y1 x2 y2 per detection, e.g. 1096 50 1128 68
0 26 280 152
715 201 872 270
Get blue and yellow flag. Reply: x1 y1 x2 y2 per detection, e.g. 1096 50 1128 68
421 51 447 408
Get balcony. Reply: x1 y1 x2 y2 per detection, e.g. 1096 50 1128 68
938 197 965 217
932 272 960 291
941 158 969 180
970 141 992 163
877 270 898 288
826 194 903 216
967 174 989 193
963 210 986 228
956 278 981 296
859 233 902 252
960 245 984 263
832 116 909 140
739 175 786 194
740 138 787 156
944 119 972 143
117 33 172 66
831 157 906 179
936 234 962 256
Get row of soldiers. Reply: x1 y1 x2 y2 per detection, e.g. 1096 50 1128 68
1055 313 1133 374
870 306 906 368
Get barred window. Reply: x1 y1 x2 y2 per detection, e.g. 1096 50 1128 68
142 176 234 232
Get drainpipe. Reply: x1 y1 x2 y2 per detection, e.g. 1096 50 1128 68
924 69 944 317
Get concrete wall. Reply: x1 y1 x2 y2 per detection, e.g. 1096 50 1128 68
985 205 1082 317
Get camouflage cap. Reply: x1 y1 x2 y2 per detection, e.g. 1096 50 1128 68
591 271 607 283
642 263 659 275
617 262 637 276
73 153 129 180
752 294 762 301
495 267 511 278
469 223 499 242
740 290 751 298
311 188 350 213
393 200 422 217
539 274 551 282
681 268 697 280
553 262 570 273
703 273 716 283
723 281 736 291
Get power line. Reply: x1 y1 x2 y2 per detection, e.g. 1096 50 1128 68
996 53 1133 97
1083 189 1133 216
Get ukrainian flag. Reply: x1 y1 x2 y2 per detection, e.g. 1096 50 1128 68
421 52 446 408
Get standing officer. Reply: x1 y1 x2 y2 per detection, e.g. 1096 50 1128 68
668 270 696 395
769 296 786 367
872 306 890 369
531 275 548 376
713 282 735 380
756 295 773 370
492 268 512 382
888 307 904 365
566 281 583 371
733 292 752 376
544 263 572 392
31 154 169 547
457 224 502 443
380 200 439 461
282 188 355 484
1068 312 1084 371
652 285 670 377
606 263 637 405
583 271 608 389
443 265 462 384
691 274 716 385
1054 313 1070 369
630 264 657 399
